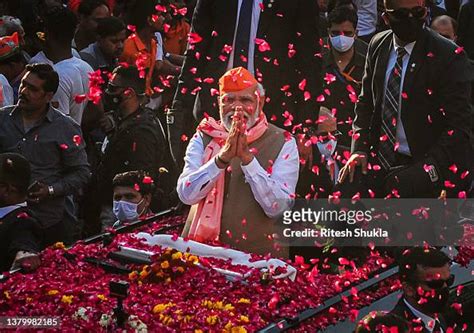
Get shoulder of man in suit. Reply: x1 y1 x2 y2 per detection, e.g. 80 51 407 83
369 30 392 45
426 28 462 56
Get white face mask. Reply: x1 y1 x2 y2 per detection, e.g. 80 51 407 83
330 35 355 53
317 139 337 160
113 198 144 222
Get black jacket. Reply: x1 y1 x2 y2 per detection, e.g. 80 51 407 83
98 107 168 205
390 298 448 333
352 28 473 189
458 0 474 60
0 206 41 272
168 0 322 164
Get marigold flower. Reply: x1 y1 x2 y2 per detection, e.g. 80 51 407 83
237 298 251 304
187 255 199 264
139 270 149 279
224 303 235 311
153 302 174 314
159 314 174 325
61 295 74 304
239 315 249 323
171 251 183 260
206 315 218 325
53 242 65 249
128 271 138 280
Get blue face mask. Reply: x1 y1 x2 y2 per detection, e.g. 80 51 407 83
330 35 355 53
113 198 144 222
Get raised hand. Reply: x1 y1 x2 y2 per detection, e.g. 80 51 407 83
234 109 253 165
216 111 240 168
337 152 368 183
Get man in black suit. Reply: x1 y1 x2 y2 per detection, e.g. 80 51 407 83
457 0 474 60
167 0 321 166
338 0 472 198
390 247 452 332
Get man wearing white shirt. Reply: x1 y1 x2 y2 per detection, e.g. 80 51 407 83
0 32 27 105
29 7 93 125
0 74 14 108
178 67 299 258
354 0 378 43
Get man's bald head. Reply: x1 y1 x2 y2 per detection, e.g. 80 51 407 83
431 15 457 41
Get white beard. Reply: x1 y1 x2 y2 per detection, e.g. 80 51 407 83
222 111 259 131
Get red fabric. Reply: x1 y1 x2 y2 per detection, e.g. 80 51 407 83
219 67 258 94
0 32 20 60
164 20 190 55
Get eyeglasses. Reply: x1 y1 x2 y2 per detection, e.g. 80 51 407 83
419 274 455 290
385 6 426 20
329 30 355 37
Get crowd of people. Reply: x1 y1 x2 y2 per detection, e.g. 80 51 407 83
0 0 473 331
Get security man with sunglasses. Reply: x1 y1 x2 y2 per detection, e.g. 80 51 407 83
338 0 473 199
391 247 454 332
96 65 169 230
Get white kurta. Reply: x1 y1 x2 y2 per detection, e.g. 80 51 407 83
177 132 299 218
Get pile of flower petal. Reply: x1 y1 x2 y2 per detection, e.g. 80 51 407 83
0 215 471 332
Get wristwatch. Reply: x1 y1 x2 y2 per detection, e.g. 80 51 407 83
48 185 54 196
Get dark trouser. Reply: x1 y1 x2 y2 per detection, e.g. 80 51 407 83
42 219 70 248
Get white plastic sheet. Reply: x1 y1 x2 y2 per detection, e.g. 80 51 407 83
133 233 297 281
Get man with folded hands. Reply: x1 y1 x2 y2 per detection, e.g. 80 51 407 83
177 67 299 258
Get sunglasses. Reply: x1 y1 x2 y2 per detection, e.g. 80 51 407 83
385 6 426 20
419 274 455 290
